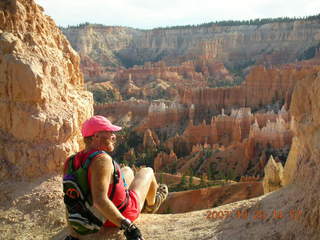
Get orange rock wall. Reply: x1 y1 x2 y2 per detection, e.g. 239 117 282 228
114 59 233 89
94 100 150 123
154 151 178 172
136 101 189 131
158 182 263 213
155 172 203 186
80 55 105 80
179 63 320 111
183 108 291 147
63 20 320 72
154 108 293 177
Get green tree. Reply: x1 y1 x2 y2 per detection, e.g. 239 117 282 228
168 160 178 174
208 162 217 180
200 174 205 187
227 169 237 181
180 174 187 187
189 175 194 188
90 89 116 104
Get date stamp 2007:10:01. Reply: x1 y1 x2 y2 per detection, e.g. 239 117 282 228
206 209 303 221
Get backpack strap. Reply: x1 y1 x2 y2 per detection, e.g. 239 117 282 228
109 160 119 201
111 161 129 212
81 150 120 202
82 150 105 169
66 155 76 174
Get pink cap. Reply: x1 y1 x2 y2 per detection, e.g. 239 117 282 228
81 115 122 137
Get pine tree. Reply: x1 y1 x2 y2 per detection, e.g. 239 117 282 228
180 174 187 187
189 175 194 188
200 174 205 187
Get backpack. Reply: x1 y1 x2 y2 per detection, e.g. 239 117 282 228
63 150 120 235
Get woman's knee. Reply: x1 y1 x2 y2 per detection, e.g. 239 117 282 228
137 167 154 177
121 166 134 175
121 166 134 183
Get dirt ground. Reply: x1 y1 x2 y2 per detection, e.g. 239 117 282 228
0 175 66 240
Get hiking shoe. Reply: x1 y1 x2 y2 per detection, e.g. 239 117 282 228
142 184 168 213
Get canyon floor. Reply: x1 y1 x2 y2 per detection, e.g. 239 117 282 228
0 175 307 240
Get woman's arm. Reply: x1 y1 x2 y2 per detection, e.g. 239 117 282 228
90 153 126 227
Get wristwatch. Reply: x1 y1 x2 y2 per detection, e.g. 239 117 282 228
120 218 132 230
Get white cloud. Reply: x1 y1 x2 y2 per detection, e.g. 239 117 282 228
35 0 320 29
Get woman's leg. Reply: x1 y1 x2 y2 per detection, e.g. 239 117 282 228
128 167 158 211
121 166 134 187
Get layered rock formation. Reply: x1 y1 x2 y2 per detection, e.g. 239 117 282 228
61 25 138 68
153 107 292 178
137 101 188 132
93 58 320 136
94 100 150 127
249 117 291 149
62 20 320 69
84 58 234 104
80 55 109 82
155 172 236 187
155 172 205 186
142 129 160 149
0 0 93 179
178 62 320 114
153 151 178 172
113 59 233 89
158 182 263 214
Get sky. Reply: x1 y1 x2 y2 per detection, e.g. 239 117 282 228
35 0 320 29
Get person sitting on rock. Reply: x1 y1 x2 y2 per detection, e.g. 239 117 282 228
63 115 168 240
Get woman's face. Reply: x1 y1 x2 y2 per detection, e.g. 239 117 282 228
94 131 116 152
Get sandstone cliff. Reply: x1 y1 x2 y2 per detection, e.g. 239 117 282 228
94 100 150 127
62 20 320 69
0 0 93 179
113 59 234 89
158 182 263 214
142 128 160 150
281 71 320 233
178 62 320 114
153 107 292 178
61 25 138 68
136 101 189 134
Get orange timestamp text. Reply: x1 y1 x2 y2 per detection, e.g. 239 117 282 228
206 209 302 221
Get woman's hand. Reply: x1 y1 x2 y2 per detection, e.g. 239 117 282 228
121 220 144 240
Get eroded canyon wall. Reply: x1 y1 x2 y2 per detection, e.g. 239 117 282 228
62 20 320 69
0 0 93 179
113 59 234 89
153 107 292 179
179 62 320 114
282 71 320 234
94 100 150 126
158 182 263 214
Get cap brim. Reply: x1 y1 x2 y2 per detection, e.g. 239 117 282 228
109 125 122 131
